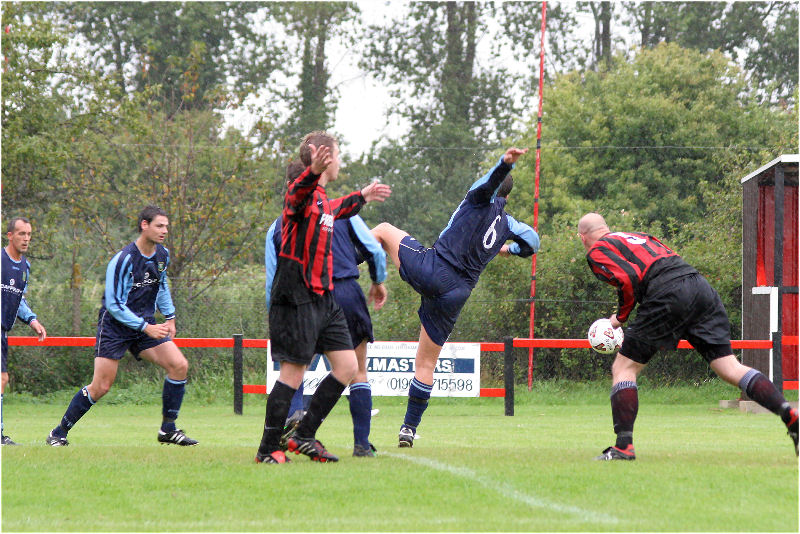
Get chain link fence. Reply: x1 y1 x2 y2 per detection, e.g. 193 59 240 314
7 276 722 394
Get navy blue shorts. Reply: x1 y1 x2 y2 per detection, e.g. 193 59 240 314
332 277 374 347
95 309 171 360
398 236 472 346
621 273 733 364
269 291 353 365
1 330 7 373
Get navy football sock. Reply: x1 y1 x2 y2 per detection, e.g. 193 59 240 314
53 386 95 437
161 377 187 432
348 382 372 448
287 381 305 418
610 381 638 449
403 378 432 430
258 381 296 454
295 373 347 439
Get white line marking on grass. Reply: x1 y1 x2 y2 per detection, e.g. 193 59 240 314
383 452 619 525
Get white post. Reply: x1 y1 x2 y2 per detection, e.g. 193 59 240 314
751 286 779 381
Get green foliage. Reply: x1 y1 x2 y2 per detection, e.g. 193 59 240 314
269 2 360 142
621 1 798 104
57 2 275 107
356 2 524 243
1 2 124 254
516 43 795 239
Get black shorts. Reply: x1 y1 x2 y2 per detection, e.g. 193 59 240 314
332 277 374 347
269 291 353 365
95 309 171 360
620 273 732 364
1 329 7 373
398 236 472 346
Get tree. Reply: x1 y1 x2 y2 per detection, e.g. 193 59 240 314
357 1 524 243
620 2 798 104
576 1 615 68
511 42 797 240
267 2 360 144
3 2 277 302
57 2 279 109
60 93 276 299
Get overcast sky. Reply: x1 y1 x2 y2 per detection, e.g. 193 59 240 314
230 1 602 158
327 2 400 156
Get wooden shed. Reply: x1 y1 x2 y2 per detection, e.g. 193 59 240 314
740 154 798 391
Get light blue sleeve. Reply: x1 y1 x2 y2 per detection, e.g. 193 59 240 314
349 216 386 283
506 214 540 257
16 298 36 325
155 251 176 320
264 220 278 310
16 260 37 324
104 251 147 331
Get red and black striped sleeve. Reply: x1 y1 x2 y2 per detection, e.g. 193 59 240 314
284 166 320 219
329 191 365 219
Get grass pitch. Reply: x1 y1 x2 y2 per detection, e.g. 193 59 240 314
1 382 798 532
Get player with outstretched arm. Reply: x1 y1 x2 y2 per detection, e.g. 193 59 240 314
371 147 539 447
255 131 391 464
265 160 388 458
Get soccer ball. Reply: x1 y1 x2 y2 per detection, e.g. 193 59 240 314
587 318 624 355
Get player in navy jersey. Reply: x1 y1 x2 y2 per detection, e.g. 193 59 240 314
46 206 197 447
2 217 47 445
255 132 391 464
265 161 388 457
578 212 798 459
371 147 539 447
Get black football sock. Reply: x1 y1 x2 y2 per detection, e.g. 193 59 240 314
610 381 638 449
295 373 347 439
258 380 296 454
739 369 790 417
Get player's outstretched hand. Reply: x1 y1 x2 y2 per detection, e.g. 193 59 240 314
309 144 332 175
361 181 392 203
503 147 529 164
368 282 388 311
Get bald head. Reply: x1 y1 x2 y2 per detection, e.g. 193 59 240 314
578 212 610 252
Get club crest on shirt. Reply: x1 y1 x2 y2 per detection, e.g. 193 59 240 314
157 262 166 272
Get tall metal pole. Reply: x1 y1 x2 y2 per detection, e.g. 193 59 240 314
528 1 547 390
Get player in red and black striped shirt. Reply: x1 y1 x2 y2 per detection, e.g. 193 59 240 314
256 132 391 464
580 212 798 460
